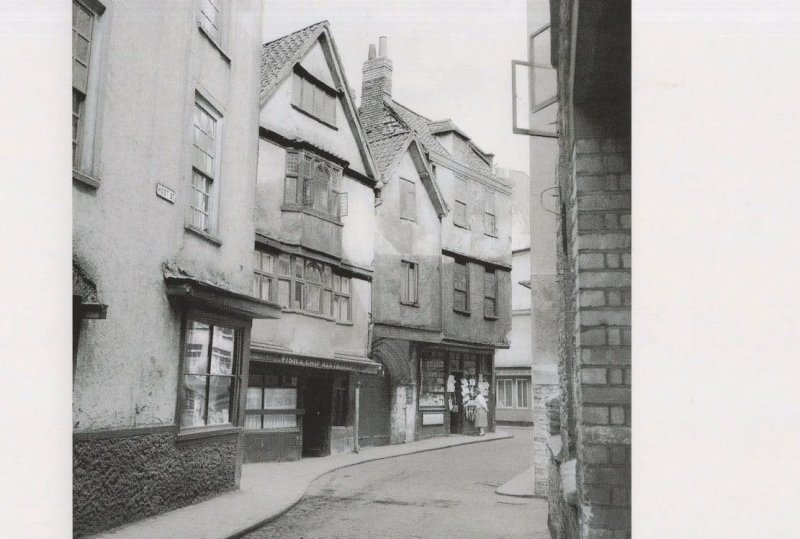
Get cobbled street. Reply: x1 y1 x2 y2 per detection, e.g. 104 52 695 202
245 427 549 539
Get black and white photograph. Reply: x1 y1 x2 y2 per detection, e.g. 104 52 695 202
3 0 800 537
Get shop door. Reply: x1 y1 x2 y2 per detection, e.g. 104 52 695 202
358 372 392 446
302 376 332 457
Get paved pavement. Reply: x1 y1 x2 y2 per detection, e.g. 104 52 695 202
91 430 520 539
244 426 549 539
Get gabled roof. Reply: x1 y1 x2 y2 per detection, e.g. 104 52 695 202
259 21 380 185
260 21 328 103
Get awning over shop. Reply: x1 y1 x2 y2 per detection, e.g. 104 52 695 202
163 266 282 320
250 345 382 375
73 261 107 319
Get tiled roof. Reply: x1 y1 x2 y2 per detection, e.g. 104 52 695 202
366 133 410 174
384 100 451 159
260 20 328 101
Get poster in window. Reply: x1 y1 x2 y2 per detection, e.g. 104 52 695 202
263 387 297 410
419 359 445 408
207 376 232 425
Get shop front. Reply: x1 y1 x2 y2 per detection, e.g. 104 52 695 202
416 345 495 439
243 351 381 463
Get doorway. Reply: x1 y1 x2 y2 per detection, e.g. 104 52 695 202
302 376 332 457
359 371 392 446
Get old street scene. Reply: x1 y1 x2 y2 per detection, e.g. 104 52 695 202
72 1 629 538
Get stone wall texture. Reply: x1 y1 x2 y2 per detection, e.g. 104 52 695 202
533 381 560 496
73 430 239 537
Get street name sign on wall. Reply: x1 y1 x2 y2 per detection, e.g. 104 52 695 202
156 183 176 203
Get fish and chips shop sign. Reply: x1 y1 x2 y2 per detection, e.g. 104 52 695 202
260 353 381 374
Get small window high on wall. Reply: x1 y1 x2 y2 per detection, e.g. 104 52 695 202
291 67 337 126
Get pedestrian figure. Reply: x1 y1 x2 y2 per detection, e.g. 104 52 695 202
472 388 488 436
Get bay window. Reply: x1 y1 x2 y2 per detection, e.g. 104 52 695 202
252 250 352 322
284 150 345 220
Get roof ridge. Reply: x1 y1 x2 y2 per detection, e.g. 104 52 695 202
262 19 328 47
386 99 433 123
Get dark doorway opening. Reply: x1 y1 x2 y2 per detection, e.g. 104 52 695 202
302 376 332 457
359 371 392 446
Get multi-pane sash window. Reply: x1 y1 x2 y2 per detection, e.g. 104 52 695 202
292 70 337 125
400 178 416 221
181 320 238 428
400 260 418 305
483 188 497 236
497 379 513 408
284 150 345 219
484 269 497 318
453 260 470 313
191 99 220 232
199 0 222 43
516 379 530 408
72 1 94 168
252 250 351 322
454 175 468 228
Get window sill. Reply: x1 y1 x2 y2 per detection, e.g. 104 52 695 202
454 222 471 230
291 104 338 130
73 168 100 189
484 314 500 321
281 204 343 226
400 301 419 308
335 320 354 326
400 216 417 223
185 224 223 247
484 232 498 238
198 24 231 63
176 425 242 442
453 308 472 316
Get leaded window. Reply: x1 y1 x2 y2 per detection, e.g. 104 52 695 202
284 150 345 220
453 260 470 313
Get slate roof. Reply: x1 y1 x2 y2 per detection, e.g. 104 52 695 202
260 20 328 102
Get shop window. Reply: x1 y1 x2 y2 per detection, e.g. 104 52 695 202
331 377 348 426
400 260 418 305
497 379 514 408
190 95 222 234
516 379 530 409
453 260 470 314
72 0 105 186
284 150 344 220
180 319 239 429
483 188 497 236
245 374 299 430
484 269 497 319
291 68 337 126
419 355 446 409
400 177 416 221
252 250 351 322
453 175 468 228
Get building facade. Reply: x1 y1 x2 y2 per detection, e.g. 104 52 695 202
536 1 632 537
72 0 276 535
494 168 534 427
244 21 383 463
359 38 513 445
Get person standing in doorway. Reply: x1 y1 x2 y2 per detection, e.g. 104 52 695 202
472 387 489 436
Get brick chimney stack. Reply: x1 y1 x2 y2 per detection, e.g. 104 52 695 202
361 36 393 116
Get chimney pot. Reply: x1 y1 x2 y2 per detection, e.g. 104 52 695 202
368 43 376 60
378 36 388 58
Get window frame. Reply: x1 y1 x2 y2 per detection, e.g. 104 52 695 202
516 379 530 409
187 93 223 238
496 379 514 409
483 188 497 237
244 373 301 432
400 177 417 222
176 310 246 435
284 149 344 222
291 68 338 127
483 268 498 319
196 0 230 61
252 249 352 323
453 259 470 315
453 175 469 229
72 0 105 188
400 260 419 306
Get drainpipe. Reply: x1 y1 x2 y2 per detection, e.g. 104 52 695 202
353 376 361 453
